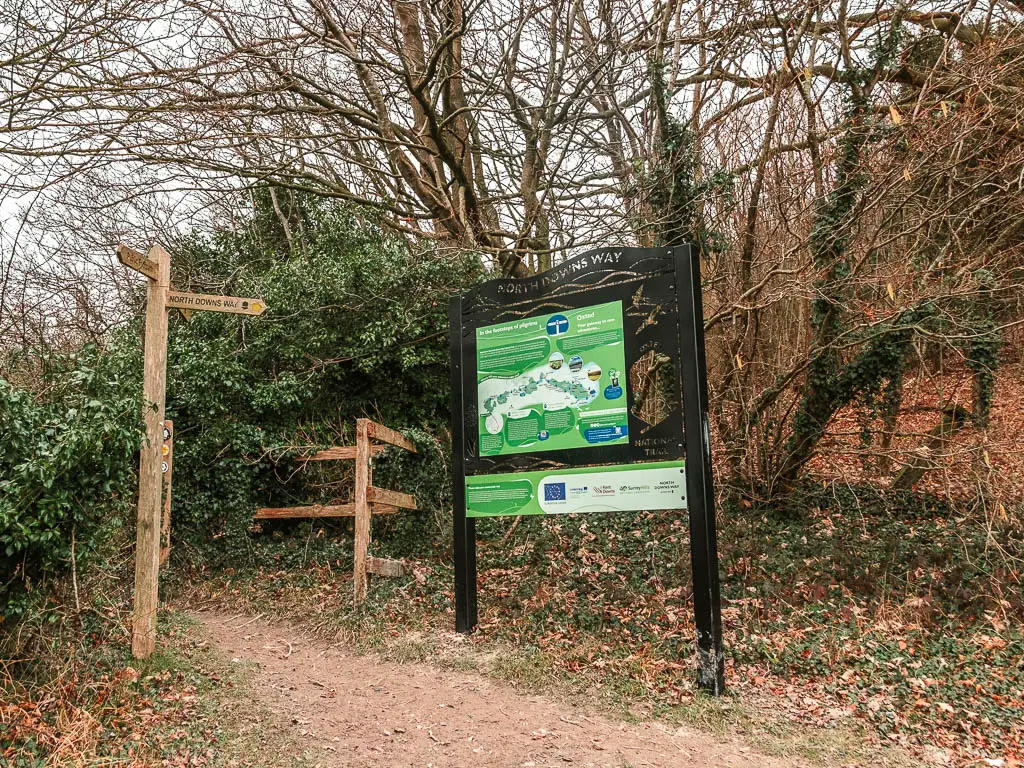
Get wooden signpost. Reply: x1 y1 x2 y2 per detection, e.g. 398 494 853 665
117 242 267 659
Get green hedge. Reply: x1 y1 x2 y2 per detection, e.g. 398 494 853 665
0 347 142 618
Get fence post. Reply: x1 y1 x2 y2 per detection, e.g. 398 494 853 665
353 418 371 605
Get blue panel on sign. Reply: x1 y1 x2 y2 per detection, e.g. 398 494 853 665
583 425 628 443
546 314 569 335
543 482 566 501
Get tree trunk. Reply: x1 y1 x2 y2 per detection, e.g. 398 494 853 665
891 405 971 491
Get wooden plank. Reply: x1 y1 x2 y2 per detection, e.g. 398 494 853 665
132 244 170 659
367 486 417 510
254 503 399 518
117 244 158 280
353 419 371 605
366 420 417 453
255 504 356 519
367 557 407 578
159 420 173 566
166 291 267 316
304 444 385 461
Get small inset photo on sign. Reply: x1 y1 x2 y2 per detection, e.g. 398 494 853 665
484 412 503 435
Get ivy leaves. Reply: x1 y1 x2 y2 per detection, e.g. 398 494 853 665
0 346 143 618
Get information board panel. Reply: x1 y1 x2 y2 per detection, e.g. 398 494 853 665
466 461 685 517
450 245 724 694
476 300 628 456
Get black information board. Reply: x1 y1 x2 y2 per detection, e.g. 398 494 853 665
449 245 725 693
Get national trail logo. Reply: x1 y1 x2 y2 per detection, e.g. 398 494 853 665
546 314 569 335
543 482 566 501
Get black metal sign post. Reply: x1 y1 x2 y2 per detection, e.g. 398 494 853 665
449 295 478 632
449 245 723 693
676 247 725 694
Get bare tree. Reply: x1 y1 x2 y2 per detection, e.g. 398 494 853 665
3 0 1023 497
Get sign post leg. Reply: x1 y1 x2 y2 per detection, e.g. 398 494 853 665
467 516 478 628
675 245 725 694
132 244 171 658
450 296 477 633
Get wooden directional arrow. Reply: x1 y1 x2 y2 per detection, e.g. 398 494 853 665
165 291 266 316
117 244 158 280
116 244 192 319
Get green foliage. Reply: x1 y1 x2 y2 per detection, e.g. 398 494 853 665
727 484 1024 754
371 428 454 559
0 346 142 619
161 196 479 564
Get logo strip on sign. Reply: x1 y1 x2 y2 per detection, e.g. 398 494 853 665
466 461 686 517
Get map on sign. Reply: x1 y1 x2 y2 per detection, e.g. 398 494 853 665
476 300 628 456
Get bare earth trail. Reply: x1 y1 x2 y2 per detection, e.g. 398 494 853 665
195 611 812 768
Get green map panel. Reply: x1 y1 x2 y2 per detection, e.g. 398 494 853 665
476 301 629 457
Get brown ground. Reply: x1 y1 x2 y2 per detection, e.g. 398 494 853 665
195 611 812 768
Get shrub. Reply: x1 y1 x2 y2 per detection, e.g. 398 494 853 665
159 198 479 565
0 346 142 619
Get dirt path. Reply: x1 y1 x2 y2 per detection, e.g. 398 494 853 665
195 611 811 768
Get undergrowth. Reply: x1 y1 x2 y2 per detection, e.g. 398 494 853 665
181 482 1023 765
0 590 308 766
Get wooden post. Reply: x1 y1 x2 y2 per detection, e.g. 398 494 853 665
891 404 971 490
132 244 170 658
353 418 372 605
159 420 173 566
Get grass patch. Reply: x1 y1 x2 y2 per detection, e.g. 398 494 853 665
1 608 314 767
